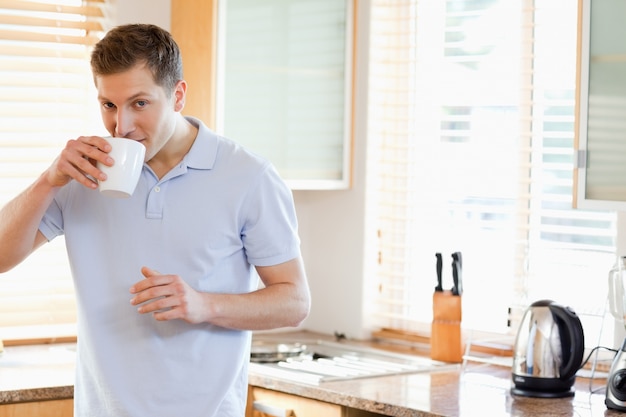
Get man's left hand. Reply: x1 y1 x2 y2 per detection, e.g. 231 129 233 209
130 266 207 323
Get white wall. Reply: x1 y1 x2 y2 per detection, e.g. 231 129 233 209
292 2 373 340
106 0 171 30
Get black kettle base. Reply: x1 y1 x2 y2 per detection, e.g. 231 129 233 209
511 387 575 398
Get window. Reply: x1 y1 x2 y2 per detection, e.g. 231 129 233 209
0 0 107 341
367 0 616 345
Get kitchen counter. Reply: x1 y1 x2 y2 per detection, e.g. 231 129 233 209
248 331 616 417
0 343 74 404
249 368 609 417
0 332 619 416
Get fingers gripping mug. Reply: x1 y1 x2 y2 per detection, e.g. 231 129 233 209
96 137 146 198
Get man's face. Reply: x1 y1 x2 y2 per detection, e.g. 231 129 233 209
95 64 182 162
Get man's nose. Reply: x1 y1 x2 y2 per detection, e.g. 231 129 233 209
115 109 135 138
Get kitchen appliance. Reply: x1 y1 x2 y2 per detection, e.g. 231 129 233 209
511 299 585 398
250 342 306 363
606 256 626 411
606 339 626 411
248 340 456 384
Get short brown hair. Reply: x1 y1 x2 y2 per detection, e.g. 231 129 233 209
90 24 183 94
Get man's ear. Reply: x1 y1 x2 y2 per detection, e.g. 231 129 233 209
173 80 187 112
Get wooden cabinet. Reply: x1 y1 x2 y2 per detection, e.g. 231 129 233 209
247 386 342 417
214 0 354 190
246 386 386 417
0 399 73 417
575 0 626 209
171 0 354 190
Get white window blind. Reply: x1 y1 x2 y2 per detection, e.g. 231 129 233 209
367 0 616 343
0 0 106 341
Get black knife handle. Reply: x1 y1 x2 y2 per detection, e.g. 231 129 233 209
451 252 462 296
435 253 443 291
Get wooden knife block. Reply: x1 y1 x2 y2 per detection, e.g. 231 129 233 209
431 290 463 363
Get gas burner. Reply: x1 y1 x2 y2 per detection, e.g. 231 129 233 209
249 340 456 384
250 341 306 363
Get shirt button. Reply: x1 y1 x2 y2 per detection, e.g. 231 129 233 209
154 186 161 193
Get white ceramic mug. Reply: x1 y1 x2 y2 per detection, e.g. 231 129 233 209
97 137 146 198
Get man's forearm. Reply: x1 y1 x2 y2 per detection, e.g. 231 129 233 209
0 173 58 272
199 283 310 331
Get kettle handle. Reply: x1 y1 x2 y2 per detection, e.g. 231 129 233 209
549 303 584 380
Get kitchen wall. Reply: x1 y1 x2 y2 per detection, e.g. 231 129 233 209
291 2 374 340
106 0 171 30
111 0 374 339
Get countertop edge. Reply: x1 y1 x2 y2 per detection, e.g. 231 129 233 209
247 373 422 416
0 385 73 404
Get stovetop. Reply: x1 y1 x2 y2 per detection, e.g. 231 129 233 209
249 340 457 384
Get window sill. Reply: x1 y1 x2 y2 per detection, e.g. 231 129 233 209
1 324 77 347
371 327 514 357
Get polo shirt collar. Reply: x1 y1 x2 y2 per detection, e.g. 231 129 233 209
182 116 218 170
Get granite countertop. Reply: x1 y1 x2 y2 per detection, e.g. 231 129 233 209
249 359 612 417
0 343 74 403
248 331 618 417
0 333 619 417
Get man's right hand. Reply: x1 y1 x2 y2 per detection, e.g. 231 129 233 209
0 136 113 271
46 135 114 189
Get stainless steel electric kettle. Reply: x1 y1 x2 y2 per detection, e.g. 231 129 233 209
511 299 585 398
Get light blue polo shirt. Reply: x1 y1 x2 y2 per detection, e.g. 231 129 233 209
39 117 301 417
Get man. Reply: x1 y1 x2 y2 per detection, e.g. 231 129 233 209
0 24 310 416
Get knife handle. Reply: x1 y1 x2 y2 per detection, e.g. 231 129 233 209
451 252 462 296
435 252 443 291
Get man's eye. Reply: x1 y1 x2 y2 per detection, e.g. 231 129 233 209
135 100 147 107
102 102 115 109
